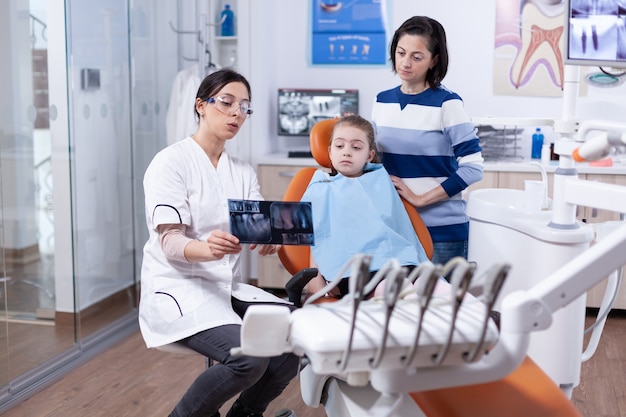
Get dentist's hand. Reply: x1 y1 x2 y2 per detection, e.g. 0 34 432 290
185 230 242 262
251 243 281 256
206 230 242 258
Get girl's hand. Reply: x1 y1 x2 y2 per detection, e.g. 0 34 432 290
305 275 327 295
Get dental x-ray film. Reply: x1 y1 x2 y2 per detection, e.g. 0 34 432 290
228 199 314 245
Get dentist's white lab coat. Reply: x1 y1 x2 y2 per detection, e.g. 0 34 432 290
139 137 286 348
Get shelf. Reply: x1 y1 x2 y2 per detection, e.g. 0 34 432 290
210 0 239 69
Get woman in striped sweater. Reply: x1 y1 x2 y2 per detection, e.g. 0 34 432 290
371 16 484 265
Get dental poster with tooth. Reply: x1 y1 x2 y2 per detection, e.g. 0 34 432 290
312 0 388 65
228 199 315 245
493 0 587 97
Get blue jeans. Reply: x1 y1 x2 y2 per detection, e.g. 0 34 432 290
431 240 468 266
169 298 299 417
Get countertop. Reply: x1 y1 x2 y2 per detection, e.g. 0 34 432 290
256 153 626 175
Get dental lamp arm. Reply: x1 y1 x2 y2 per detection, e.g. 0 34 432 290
572 120 626 162
377 226 626 394
512 222 626 334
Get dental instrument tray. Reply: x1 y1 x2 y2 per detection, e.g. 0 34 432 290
288 293 499 375
476 124 524 161
235 256 508 384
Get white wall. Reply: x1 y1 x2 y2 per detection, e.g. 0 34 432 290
246 0 626 162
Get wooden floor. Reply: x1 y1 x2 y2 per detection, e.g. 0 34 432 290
3 311 626 417
1 329 326 417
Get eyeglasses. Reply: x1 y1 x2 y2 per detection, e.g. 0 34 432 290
206 95 253 118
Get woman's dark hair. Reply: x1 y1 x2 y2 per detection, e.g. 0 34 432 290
389 16 449 89
194 68 252 119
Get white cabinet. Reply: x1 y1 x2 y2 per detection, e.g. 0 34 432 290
580 174 626 223
465 171 498 197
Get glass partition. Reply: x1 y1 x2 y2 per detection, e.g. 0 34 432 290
0 0 178 405
66 0 137 340
0 0 75 385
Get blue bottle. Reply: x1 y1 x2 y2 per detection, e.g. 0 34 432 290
221 4 234 37
531 127 544 159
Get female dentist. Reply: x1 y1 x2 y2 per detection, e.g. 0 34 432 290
139 68 299 417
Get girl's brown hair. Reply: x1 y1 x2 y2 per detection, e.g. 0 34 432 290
329 115 380 174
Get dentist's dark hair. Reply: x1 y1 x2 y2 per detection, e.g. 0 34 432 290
194 68 251 119
389 16 449 89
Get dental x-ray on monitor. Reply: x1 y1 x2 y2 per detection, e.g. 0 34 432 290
277 88 358 136
564 0 626 69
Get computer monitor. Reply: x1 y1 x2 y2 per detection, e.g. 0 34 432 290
277 88 359 137
563 0 626 69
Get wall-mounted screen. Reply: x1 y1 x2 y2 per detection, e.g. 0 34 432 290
564 0 626 69
277 88 359 136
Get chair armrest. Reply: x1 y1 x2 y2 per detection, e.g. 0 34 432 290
285 268 319 307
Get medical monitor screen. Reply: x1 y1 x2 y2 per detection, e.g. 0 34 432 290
278 88 359 136
564 0 626 69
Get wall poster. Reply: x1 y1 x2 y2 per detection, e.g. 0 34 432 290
312 0 388 65
494 0 568 97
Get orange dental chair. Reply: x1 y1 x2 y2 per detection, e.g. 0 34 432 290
278 118 433 305
275 118 582 417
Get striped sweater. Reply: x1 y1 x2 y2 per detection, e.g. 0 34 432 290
371 85 484 243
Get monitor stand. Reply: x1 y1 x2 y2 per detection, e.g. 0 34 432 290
288 150 313 158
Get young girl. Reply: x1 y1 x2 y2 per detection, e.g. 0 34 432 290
301 114 429 297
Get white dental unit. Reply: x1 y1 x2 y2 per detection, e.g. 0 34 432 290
467 2 626 395
235 2 626 415
235 103 626 417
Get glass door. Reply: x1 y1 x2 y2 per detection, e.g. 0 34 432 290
0 0 142 396
65 0 137 340
0 0 75 385
0 0 186 405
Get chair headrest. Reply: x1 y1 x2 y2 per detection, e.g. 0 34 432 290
309 118 337 169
